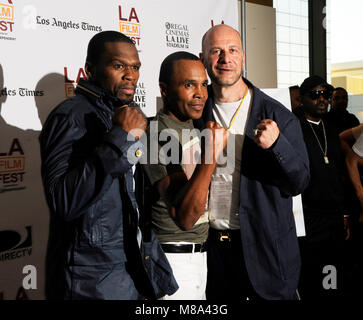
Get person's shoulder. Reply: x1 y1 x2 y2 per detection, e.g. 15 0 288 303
348 111 360 123
146 111 167 133
253 86 296 121
352 123 363 138
46 94 95 124
53 94 90 114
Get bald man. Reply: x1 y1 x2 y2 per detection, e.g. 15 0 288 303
194 24 310 300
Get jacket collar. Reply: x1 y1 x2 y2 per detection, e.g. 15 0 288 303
75 79 123 112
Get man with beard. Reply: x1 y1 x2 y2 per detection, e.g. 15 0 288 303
294 75 350 299
39 31 177 300
194 24 310 300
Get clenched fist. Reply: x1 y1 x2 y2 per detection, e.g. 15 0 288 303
113 105 147 139
253 119 280 149
205 121 229 162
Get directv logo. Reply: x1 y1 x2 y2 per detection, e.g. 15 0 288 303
0 226 32 262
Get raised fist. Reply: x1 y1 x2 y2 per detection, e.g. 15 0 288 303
253 119 280 149
205 121 229 162
113 105 147 139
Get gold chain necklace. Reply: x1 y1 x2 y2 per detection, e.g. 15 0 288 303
307 119 329 164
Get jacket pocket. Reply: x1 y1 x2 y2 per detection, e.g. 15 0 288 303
78 204 103 247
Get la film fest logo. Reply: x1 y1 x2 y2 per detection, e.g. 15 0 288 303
118 5 141 46
0 0 15 40
0 226 32 262
165 22 190 49
0 138 26 193
63 66 87 98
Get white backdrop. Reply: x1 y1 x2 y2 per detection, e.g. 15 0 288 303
0 0 239 300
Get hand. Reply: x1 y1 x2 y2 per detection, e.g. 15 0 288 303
205 121 229 162
113 105 147 139
253 119 280 149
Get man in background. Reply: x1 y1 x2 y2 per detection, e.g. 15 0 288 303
327 87 360 134
295 75 350 299
289 85 302 112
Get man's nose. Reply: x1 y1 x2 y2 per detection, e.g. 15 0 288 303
122 67 137 80
218 50 231 64
318 95 328 105
194 86 206 99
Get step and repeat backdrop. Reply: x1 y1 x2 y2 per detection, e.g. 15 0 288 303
0 0 238 300
0 0 305 300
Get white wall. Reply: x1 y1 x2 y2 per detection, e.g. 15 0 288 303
245 2 277 88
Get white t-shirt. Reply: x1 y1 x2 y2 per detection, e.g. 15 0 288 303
352 124 363 157
208 89 252 230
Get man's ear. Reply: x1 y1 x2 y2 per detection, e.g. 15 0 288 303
159 82 168 98
199 53 206 67
85 61 94 80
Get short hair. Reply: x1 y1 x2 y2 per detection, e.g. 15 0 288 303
86 31 134 64
289 85 300 91
159 51 200 85
333 87 347 94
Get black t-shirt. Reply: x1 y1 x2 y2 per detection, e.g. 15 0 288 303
298 118 347 216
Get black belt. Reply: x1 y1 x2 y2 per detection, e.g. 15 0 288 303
208 228 241 242
161 243 207 253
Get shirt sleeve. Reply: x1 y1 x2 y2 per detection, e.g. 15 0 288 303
269 116 310 196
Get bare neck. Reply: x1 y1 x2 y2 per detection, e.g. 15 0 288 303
211 78 248 103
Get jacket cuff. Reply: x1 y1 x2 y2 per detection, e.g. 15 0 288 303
106 126 145 161
97 126 145 176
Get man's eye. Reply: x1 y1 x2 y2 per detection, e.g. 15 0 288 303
211 49 220 55
132 65 140 71
185 83 192 88
202 82 208 87
115 64 125 70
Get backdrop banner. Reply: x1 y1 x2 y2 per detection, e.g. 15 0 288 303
0 0 238 300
